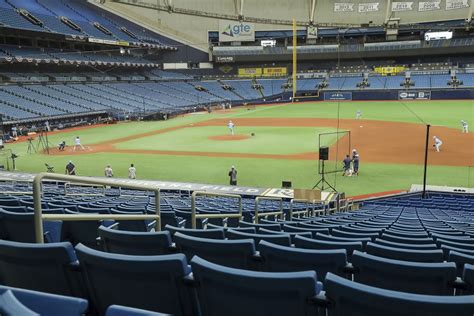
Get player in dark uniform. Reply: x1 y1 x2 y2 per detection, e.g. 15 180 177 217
228 165 237 185
352 149 360 176
342 155 352 176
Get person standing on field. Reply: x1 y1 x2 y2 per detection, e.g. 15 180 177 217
228 165 237 185
352 149 360 176
433 136 443 152
355 110 362 120
461 120 469 133
228 120 235 135
128 164 137 179
73 136 85 152
104 165 114 177
65 161 76 175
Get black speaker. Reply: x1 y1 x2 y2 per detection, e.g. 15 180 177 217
319 146 329 160
282 181 292 188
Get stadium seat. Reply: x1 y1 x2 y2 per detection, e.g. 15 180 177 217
294 234 363 259
320 273 474 316
173 232 259 269
190 256 322 316
258 240 350 279
449 251 474 277
461 264 474 295
366 242 444 262
225 229 291 246
257 227 312 243
0 284 88 316
165 224 225 239
75 243 197 316
0 209 61 243
351 250 457 295
0 240 86 297
238 221 282 232
105 305 170 316
98 225 174 255
282 224 329 237
373 238 438 250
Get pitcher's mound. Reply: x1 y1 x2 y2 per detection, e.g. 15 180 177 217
208 134 250 141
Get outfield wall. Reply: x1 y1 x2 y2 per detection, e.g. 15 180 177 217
293 89 474 102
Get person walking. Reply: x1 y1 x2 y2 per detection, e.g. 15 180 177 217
228 165 237 185
65 161 76 175
104 165 114 177
128 164 137 179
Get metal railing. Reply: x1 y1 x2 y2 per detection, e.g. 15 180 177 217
254 196 283 223
33 173 161 243
289 199 326 218
191 191 242 229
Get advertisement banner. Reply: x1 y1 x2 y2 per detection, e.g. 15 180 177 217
324 92 353 101
446 0 469 10
218 20 255 42
391 2 413 11
398 91 431 100
263 67 287 77
418 1 441 11
358 2 380 12
215 56 234 63
334 3 355 12
238 67 262 77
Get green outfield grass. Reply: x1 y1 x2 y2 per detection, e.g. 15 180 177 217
4 100 473 196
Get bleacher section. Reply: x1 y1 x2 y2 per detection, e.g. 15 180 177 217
0 0 173 48
0 179 473 315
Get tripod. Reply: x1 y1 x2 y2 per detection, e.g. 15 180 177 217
36 129 52 154
312 159 337 192
27 138 36 154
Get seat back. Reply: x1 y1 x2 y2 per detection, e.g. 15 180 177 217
366 242 444 262
323 273 474 316
448 251 474 277
165 225 225 239
0 285 88 316
352 251 456 295
294 235 363 259
105 305 169 316
462 264 474 295
98 226 172 255
190 256 321 316
225 229 291 246
259 240 348 280
75 244 196 316
0 240 86 297
174 232 257 269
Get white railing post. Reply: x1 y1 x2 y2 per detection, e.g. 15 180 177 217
191 191 242 229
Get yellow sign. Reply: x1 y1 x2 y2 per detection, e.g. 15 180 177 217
374 66 406 76
238 68 262 77
263 67 287 77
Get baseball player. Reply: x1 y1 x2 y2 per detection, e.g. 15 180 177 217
433 136 443 152
73 136 85 152
228 120 235 135
355 110 362 120
352 149 360 176
461 120 469 133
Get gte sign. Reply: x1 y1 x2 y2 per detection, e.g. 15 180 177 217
219 20 255 42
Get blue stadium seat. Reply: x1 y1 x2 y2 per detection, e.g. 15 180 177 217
258 240 350 280
257 227 312 243
373 238 438 250
449 251 474 277
173 232 259 269
98 225 174 255
0 240 86 297
190 256 322 316
75 243 197 316
238 221 282 232
461 264 474 295
0 284 88 316
352 250 457 295
294 234 363 259
282 224 329 237
0 209 61 243
366 242 444 262
225 229 291 246
165 224 225 239
106 305 170 316
320 273 474 316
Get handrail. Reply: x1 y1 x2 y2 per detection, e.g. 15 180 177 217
289 198 309 219
33 173 161 243
254 196 283 223
191 191 242 229
64 182 106 196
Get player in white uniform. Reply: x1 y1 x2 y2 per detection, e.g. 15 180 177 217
433 136 443 152
228 120 235 135
355 110 362 120
461 120 469 133
73 136 85 152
